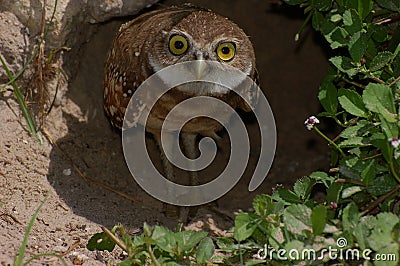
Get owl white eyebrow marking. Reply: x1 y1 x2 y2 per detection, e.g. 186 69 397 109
169 29 190 37
213 37 240 46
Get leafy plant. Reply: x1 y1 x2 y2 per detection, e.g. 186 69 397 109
222 176 400 265
219 0 400 264
0 0 66 143
291 0 400 208
88 0 400 265
0 55 43 143
87 224 215 265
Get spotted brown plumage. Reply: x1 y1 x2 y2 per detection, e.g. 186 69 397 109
103 5 259 221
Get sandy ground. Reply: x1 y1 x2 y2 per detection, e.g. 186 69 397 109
0 0 331 264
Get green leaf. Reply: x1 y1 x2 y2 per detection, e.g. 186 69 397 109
361 159 376 185
348 31 368 62
143 222 153 237
253 194 274 216
359 0 373 18
87 232 116 252
330 14 342 23
368 212 400 251
370 51 394 71
121 231 134 254
376 243 399 266
366 38 378 59
371 24 389 42
380 114 399 139
376 0 400 12
363 83 397 122
370 133 392 162
312 11 325 31
142 236 156 245
342 202 360 232
311 205 327 235
268 227 285 249
340 156 364 178
367 174 397 196
321 16 335 35
175 230 207 253
345 0 373 18
284 240 305 255
313 0 333 11
327 27 349 49
216 237 235 252
342 186 363 198
330 56 359 76
233 212 258 242
340 120 371 138
354 216 376 250
310 171 335 187
343 9 362 35
272 188 302 204
283 204 312 236
361 0 373 18
394 43 400 58
338 136 368 148
338 88 367 117
196 237 215 263
326 182 344 204
133 235 145 246
377 212 399 233
318 77 338 115
152 226 176 253
293 176 316 200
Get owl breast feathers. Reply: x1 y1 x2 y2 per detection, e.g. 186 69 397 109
104 5 258 136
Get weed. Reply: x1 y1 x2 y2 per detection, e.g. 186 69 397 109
0 0 67 143
14 193 67 266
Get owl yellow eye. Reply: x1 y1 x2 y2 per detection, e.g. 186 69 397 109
216 42 236 61
169 35 189 55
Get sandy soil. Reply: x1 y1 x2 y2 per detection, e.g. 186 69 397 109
0 0 331 264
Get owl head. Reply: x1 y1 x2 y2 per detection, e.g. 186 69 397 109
104 5 259 129
145 6 256 94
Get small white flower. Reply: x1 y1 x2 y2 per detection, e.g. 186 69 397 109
389 137 400 149
304 116 320 130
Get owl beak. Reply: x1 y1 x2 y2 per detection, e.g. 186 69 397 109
194 51 207 80
194 59 206 80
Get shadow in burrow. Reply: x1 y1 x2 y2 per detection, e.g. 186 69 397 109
46 0 333 229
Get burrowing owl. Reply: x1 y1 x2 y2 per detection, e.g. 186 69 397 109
104 5 258 220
